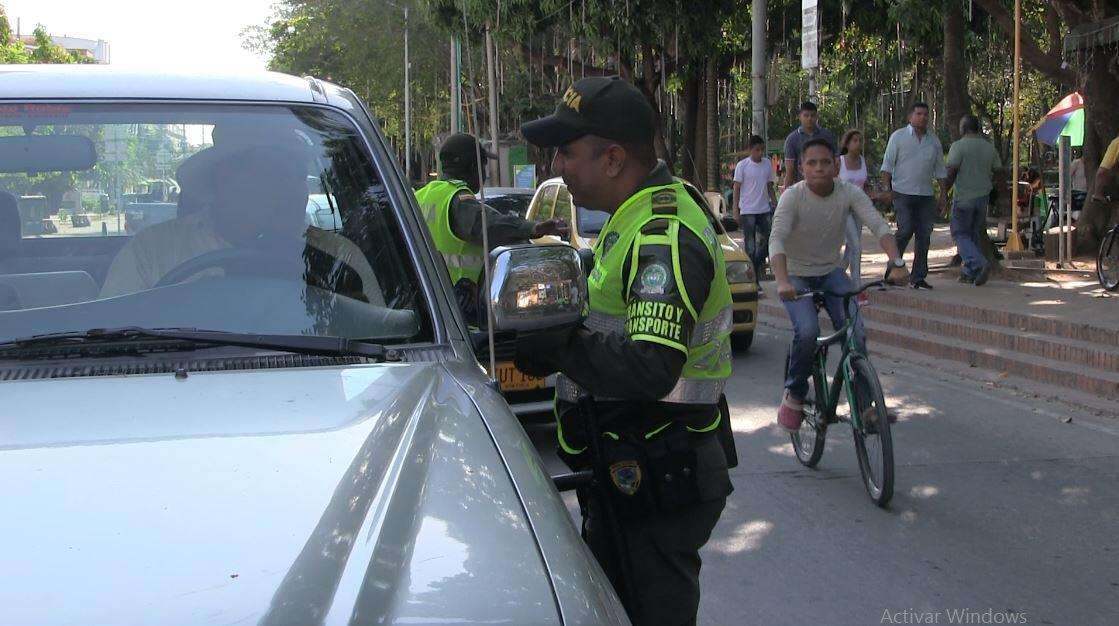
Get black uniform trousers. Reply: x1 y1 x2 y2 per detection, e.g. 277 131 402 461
576 432 732 626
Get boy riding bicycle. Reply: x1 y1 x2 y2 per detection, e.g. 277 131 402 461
770 138 910 432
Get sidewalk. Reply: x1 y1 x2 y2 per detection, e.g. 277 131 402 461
859 225 1117 333
754 225 1119 404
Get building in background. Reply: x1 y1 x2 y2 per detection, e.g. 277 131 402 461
8 21 111 64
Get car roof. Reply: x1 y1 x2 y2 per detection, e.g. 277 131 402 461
0 65 352 107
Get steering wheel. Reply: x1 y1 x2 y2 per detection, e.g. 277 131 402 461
153 247 302 288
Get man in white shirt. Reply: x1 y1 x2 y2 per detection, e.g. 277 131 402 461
770 138 909 431
880 102 948 290
733 135 777 277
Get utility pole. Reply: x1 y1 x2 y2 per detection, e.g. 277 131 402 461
403 6 412 182
450 35 462 134
751 0 767 138
485 22 500 185
1006 0 1025 253
802 0 820 102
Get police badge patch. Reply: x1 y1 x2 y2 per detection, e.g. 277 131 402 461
638 262 669 295
609 460 642 496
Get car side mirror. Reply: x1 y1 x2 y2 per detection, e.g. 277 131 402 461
488 243 587 332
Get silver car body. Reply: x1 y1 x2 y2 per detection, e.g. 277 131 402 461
0 65 627 626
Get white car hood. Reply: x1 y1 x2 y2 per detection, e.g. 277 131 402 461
0 363 558 625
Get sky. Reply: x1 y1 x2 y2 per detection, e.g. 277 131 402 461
3 0 275 71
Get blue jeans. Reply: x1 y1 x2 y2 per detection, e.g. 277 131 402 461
782 268 867 400
741 211 772 277
844 214 863 285
894 193 936 282
950 196 989 279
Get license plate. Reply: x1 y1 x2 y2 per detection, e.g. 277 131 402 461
494 361 547 392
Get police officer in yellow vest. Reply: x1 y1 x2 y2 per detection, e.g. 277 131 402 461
415 133 567 323
516 77 733 626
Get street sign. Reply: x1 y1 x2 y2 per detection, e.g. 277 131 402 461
101 125 129 165
801 0 819 70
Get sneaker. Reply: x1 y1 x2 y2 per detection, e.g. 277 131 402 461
910 280 934 290
777 392 805 432
973 264 991 287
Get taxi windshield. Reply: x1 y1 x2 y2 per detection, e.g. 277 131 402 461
0 103 429 348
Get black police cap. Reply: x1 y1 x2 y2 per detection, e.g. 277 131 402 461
521 76 654 148
439 133 498 171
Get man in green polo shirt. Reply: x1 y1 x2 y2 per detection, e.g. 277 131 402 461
946 114 1003 287
948 115 1002 286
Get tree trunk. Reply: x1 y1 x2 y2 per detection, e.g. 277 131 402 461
694 75 708 192
682 72 701 188
942 0 971 141
705 57 719 193
638 44 670 169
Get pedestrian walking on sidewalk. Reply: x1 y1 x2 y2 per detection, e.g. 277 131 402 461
946 115 1003 286
880 102 948 290
838 129 871 289
734 134 777 278
782 101 838 190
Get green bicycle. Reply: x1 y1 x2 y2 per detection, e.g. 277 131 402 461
785 280 894 507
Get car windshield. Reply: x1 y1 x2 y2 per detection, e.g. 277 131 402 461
577 205 611 237
482 189 533 217
0 103 430 347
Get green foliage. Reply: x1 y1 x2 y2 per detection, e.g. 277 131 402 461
245 0 451 161
0 3 91 64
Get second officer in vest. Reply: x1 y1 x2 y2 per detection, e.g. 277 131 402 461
415 133 566 323
516 77 733 626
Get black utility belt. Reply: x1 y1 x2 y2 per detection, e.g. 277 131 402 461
596 421 703 518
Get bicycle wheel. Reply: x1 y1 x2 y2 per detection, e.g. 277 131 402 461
786 352 826 467
1098 227 1119 292
848 356 894 507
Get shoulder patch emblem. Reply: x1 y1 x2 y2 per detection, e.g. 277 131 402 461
638 262 669 295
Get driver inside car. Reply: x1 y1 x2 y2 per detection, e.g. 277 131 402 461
100 145 381 303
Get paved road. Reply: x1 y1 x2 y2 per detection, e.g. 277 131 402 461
529 325 1119 626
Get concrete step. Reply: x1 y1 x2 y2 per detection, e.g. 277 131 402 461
757 299 1119 401
861 321 1119 400
866 288 1119 349
858 303 1119 374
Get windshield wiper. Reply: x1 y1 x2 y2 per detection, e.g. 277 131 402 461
0 327 390 360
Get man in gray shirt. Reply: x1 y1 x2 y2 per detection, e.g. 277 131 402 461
782 101 838 189
770 138 909 432
880 102 948 289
